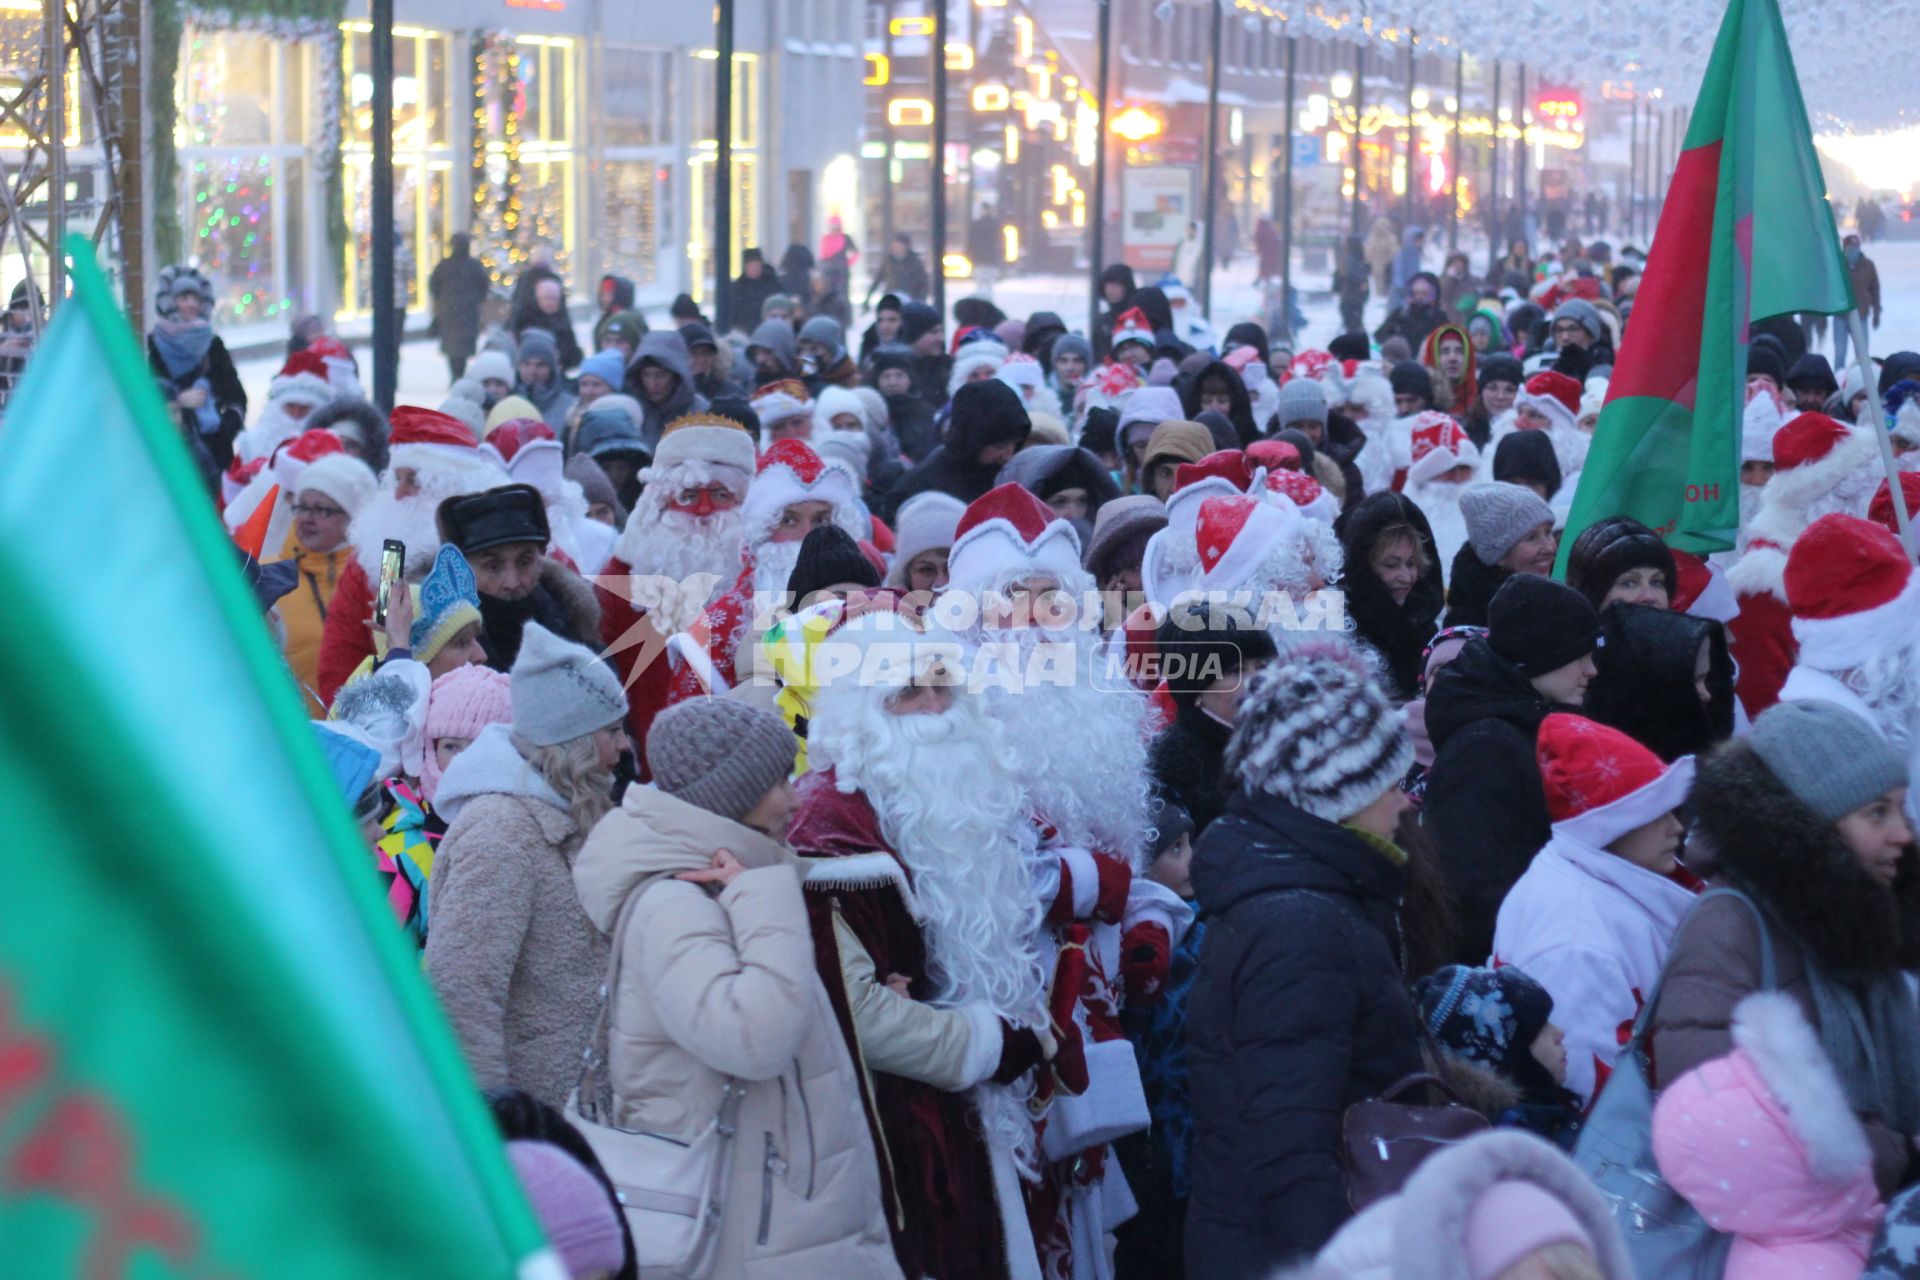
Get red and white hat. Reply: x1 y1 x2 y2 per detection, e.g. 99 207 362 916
750 378 814 438
1110 307 1154 352
1406 411 1482 487
1286 349 1335 385
304 334 361 394
271 427 345 496
739 438 863 547
268 349 337 408
1869 474 1920 539
1766 413 1880 516
945 481 1085 597
389 405 484 465
1785 513 1920 673
1194 494 1306 593
1246 438 1304 474
1264 468 1338 525
1537 713 1695 848
1515 371 1582 434
1669 549 1738 624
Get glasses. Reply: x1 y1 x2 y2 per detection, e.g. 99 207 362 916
1551 321 1586 337
292 503 346 519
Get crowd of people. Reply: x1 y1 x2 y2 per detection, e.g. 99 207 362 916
137 226 1920 1280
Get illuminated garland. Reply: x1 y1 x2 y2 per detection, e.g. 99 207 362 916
467 30 527 284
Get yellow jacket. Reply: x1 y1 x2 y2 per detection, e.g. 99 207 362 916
270 529 351 716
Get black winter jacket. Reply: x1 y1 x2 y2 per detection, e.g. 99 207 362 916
1442 542 1511 628
1149 704 1234 835
1421 639 1555 964
1186 789 1423 1278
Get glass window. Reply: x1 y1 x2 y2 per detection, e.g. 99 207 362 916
178 29 275 147
604 47 669 147
602 160 666 289
185 154 277 322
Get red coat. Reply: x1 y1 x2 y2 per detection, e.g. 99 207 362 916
595 558 676 781
665 565 756 705
1729 587 1795 718
789 774 1017 1280
316 556 376 709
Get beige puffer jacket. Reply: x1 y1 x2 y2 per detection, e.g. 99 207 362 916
573 784 902 1280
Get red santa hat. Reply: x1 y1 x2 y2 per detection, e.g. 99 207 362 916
1246 438 1303 474
1869 474 1920 539
1264 468 1337 525
1515 371 1582 434
268 349 336 407
1763 412 1879 514
1669 549 1738 624
389 405 484 464
1537 713 1696 848
1165 450 1252 539
1287 349 1335 385
739 438 863 547
271 427 345 496
945 481 1085 598
1110 307 1154 351
1406 411 1483 487
750 378 814 437
482 418 556 466
1786 513 1920 673
1194 494 1304 593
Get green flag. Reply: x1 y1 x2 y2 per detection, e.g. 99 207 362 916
1556 0 1856 565
0 238 562 1279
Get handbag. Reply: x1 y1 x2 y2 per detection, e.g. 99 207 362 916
1041 1037 1152 1161
566 884 744 1280
1574 886 1776 1280
1340 1070 1490 1209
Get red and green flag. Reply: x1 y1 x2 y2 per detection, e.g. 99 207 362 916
1557 0 1855 564
0 238 563 1278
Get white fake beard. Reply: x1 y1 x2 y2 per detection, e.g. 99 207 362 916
960 620 1152 865
1739 483 1765 532
749 538 804 606
350 487 445 582
616 507 748 634
1841 644 1920 753
1409 479 1471 565
1549 422 1591 475
242 399 314 463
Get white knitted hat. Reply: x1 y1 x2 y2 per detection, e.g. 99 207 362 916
509 621 628 747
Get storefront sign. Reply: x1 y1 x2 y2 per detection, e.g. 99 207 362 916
1121 165 1193 271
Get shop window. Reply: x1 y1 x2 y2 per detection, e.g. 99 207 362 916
604 47 671 148
602 161 669 290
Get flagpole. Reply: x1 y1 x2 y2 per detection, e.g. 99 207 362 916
1849 309 1916 563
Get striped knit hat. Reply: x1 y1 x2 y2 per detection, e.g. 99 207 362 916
1226 636 1411 823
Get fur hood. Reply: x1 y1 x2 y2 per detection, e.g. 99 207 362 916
1688 740 1920 975
431 722 564 826
538 556 603 641
1304 1131 1634 1279
1733 991 1872 1182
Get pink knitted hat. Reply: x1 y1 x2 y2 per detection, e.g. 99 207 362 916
419 665 512 804
505 1141 626 1280
1464 1180 1596 1280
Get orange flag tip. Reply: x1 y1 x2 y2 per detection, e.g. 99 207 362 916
233 482 281 560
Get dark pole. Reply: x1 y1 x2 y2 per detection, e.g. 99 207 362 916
931 0 948 324
1089 0 1112 334
1199 0 1223 316
880 0 894 271
1348 42 1364 238
1514 64 1528 248
1447 50 1462 251
370 0 395 414
1487 59 1501 272
713 0 734 332
1279 32 1296 341
1401 32 1416 234
1653 107 1664 230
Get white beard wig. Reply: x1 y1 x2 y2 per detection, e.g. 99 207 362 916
1839 643 1920 753
610 459 751 635
809 682 1052 1176
748 537 805 606
1407 478 1472 568
350 452 507 580
957 579 1153 867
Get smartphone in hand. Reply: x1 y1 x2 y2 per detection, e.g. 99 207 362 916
374 539 405 627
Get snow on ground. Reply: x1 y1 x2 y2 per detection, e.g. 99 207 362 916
236 238 1920 412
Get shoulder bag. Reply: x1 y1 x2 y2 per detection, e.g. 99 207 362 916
1340 1068 1491 1209
1573 885 1776 1280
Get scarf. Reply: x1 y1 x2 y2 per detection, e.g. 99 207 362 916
151 316 215 380
1803 955 1920 1139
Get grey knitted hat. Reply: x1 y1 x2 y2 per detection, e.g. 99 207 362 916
1459 482 1556 565
1747 699 1909 825
646 699 797 823
509 622 628 747
1276 376 1329 427
1226 637 1412 823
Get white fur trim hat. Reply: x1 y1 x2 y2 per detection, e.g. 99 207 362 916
1194 494 1305 593
652 418 758 476
1407 412 1482 487
1786 512 1920 673
888 492 966 585
1537 712 1695 847
945 481 1084 597
739 438 863 547
1515 370 1582 434
295 452 379 517
813 385 871 434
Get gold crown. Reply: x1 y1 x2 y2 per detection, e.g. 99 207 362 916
662 411 754 436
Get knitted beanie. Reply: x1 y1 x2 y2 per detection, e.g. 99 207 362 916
786 524 881 607
467 350 514 387
1276 376 1330 427
1414 963 1555 1083
1146 794 1195 862
505 1141 626 1280
1488 574 1600 677
1459 482 1556 565
508 622 628 747
1748 699 1909 824
646 699 797 823
1478 353 1524 389
1226 637 1412 822
1390 360 1435 407
419 666 513 803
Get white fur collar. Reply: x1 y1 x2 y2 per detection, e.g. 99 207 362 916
1731 991 1872 1183
802 851 924 920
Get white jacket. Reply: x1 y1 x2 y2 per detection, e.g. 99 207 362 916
1492 835 1698 1105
